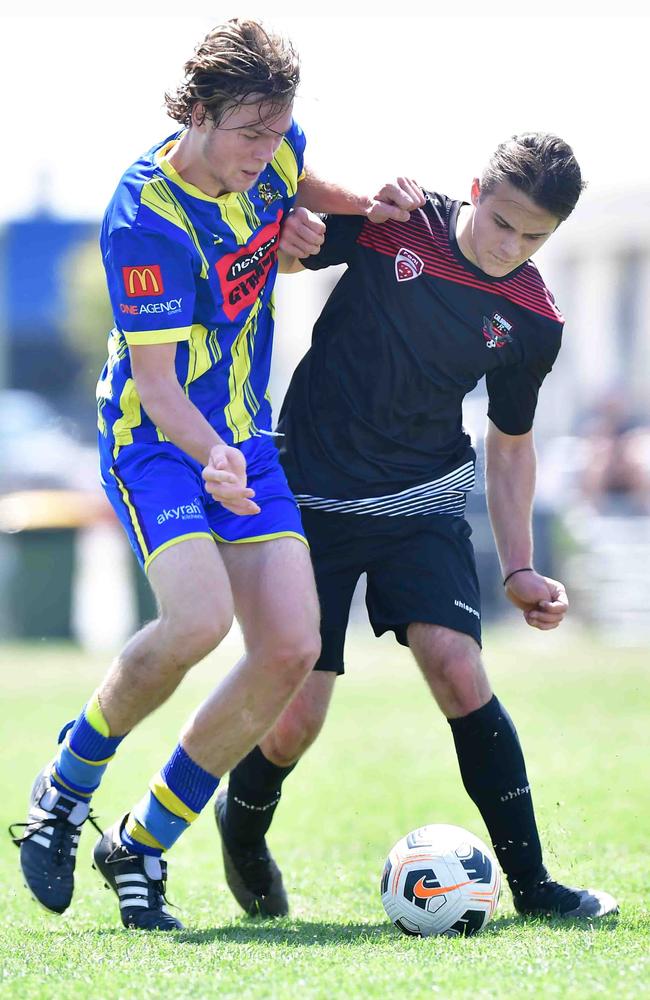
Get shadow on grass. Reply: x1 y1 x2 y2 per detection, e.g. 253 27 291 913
174 921 394 946
77 910 620 946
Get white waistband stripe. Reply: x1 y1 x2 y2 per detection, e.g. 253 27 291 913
295 461 475 517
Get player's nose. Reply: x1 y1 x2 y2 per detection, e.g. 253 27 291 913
255 136 281 165
500 235 522 261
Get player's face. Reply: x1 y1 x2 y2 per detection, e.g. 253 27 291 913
465 179 560 278
194 98 294 196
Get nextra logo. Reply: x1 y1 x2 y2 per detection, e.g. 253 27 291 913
122 265 164 298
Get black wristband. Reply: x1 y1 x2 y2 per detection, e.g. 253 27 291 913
503 567 533 587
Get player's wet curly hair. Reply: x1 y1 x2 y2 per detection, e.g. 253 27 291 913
165 18 300 128
480 133 586 221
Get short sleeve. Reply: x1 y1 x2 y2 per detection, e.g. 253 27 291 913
301 214 365 271
486 332 562 435
272 119 307 199
105 228 196 346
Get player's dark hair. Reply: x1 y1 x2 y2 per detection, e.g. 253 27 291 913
165 18 299 128
480 133 586 221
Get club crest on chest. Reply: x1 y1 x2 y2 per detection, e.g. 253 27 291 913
395 248 424 282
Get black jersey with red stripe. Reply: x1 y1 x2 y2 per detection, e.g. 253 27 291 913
277 192 564 502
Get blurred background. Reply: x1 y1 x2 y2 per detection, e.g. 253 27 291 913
1 4 649 650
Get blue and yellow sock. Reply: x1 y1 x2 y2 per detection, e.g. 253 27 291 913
122 744 220 857
50 692 126 801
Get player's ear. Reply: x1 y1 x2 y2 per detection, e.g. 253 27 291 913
470 178 481 208
191 103 207 128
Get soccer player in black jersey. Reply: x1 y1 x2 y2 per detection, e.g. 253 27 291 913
207 133 619 920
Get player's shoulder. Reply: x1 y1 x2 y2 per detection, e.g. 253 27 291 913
513 258 564 326
422 190 457 229
267 118 306 198
103 132 184 235
281 118 306 157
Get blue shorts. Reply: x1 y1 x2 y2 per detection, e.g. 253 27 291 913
100 437 307 573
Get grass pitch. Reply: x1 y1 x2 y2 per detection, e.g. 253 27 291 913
0 625 648 999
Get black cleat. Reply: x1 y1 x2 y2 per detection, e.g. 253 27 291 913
92 818 183 931
10 766 100 914
511 867 619 919
214 787 288 917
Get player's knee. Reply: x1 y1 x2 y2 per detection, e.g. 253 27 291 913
423 642 479 690
162 609 233 667
265 704 325 765
265 632 322 689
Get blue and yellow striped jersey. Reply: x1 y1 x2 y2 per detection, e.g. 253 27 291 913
96 120 306 462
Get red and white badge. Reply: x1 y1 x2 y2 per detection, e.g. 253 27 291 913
395 248 424 282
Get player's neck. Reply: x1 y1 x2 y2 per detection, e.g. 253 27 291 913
166 132 228 199
455 204 479 267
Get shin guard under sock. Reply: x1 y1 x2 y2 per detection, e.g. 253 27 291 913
448 694 544 883
225 746 296 846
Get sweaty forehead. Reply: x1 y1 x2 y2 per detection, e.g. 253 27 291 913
486 182 558 232
220 99 294 134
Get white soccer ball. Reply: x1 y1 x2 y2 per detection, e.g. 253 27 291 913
380 823 501 937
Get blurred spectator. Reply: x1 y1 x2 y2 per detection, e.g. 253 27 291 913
576 393 650 515
0 389 98 494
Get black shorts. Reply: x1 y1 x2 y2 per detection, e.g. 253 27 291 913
301 507 482 674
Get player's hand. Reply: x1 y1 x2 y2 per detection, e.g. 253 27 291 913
202 444 261 516
279 207 326 258
367 178 425 224
504 570 569 630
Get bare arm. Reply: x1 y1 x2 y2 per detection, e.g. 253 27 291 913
295 167 424 223
485 418 568 629
130 343 259 515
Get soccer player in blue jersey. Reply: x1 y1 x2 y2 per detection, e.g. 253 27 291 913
211 133 619 920
11 18 422 930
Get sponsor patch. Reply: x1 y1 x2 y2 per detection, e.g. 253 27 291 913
122 265 164 298
215 217 282 321
119 297 182 316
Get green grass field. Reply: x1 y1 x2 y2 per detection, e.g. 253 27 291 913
0 625 648 999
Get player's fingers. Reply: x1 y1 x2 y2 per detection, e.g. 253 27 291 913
373 202 410 223
397 177 426 207
527 610 565 625
305 215 327 236
280 232 323 257
295 219 325 244
537 601 569 619
202 467 238 486
211 483 255 500
524 611 561 629
221 498 261 516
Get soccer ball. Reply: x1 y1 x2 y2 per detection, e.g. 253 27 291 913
380 823 501 937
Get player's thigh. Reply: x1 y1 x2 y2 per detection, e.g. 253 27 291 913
301 507 367 673
102 441 214 573
365 515 482 648
148 535 234 637
218 535 320 654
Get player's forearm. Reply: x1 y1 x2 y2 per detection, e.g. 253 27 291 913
485 427 537 577
136 378 225 466
295 168 371 216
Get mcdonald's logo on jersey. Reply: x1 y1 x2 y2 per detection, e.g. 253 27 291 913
122 265 164 298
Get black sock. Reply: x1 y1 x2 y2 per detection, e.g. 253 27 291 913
225 746 296 846
448 694 544 885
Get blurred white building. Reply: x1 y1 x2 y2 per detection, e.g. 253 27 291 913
538 189 650 437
